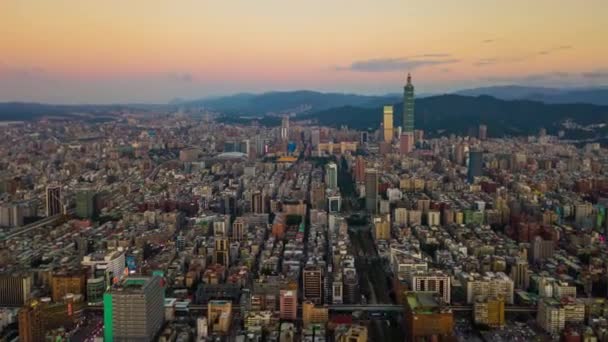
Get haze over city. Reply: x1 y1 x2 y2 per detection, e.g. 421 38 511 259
1 0 608 103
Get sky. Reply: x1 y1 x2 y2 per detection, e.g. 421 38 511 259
1 0 607 104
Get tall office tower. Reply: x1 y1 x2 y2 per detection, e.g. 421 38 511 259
208 300 232 334
400 132 414 154
454 143 465 165
214 238 230 266
510 258 530 290
0 273 32 306
478 124 488 140
325 162 338 190
303 266 323 304
311 129 321 147
360 131 369 144
281 115 290 140
342 268 359 304
383 105 394 143
251 191 264 214
403 73 415 133
279 289 298 320
18 302 44 342
364 169 378 214
467 150 483 183
103 276 165 342
75 188 96 219
354 156 366 183
45 184 62 216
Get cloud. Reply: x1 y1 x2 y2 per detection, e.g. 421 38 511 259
474 45 573 67
166 72 193 82
482 71 573 83
0 64 47 78
537 45 572 56
474 58 500 66
581 70 608 79
414 53 452 58
338 56 458 72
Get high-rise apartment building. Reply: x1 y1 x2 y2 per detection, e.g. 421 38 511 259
208 300 232 334
302 301 329 328
214 238 230 266
412 271 451 304
232 217 245 241
103 276 165 342
473 296 505 328
51 270 86 302
279 289 297 320
510 258 530 290
0 273 32 306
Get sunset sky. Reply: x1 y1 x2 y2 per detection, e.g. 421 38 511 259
1 0 607 103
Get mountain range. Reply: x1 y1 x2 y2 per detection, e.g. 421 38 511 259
171 90 399 115
2 86 608 139
454 85 608 106
302 94 608 137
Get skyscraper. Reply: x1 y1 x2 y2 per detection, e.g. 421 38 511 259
400 132 414 154
365 169 378 214
45 184 62 217
325 162 338 190
383 105 394 143
303 266 323 304
467 150 483 183
103 276 165 342
403 73 415 133
75 188 96 219
478 124 488 140
281 115 290 141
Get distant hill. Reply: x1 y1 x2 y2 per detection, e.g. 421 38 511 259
455 85 608 106
0 102 161 121
173 90 399 115
303 94 608 136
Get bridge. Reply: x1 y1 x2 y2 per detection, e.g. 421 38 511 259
1 209 74 241
87 303 536 313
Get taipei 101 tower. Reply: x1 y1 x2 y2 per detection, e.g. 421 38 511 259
399 73 415 154
403 73 415 133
